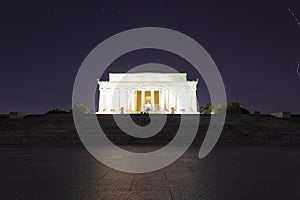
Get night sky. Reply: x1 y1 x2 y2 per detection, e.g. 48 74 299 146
0 0 299 114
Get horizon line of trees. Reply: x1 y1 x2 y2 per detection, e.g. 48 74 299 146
199 102 251 114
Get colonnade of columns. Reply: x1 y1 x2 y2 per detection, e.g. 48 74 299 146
98 87 198 114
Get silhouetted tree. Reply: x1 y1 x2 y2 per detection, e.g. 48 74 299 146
45 108 70 115
72 102 93 114
199 102 250 114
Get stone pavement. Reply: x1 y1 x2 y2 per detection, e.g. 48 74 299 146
0 144 300 200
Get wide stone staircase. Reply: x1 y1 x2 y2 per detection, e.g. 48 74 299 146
0 114 299 145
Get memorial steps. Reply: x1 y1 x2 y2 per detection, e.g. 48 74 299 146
0 114 299 145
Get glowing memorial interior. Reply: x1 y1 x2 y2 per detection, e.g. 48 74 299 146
97 73 199 114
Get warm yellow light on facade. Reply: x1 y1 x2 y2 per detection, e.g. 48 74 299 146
97 73 199 114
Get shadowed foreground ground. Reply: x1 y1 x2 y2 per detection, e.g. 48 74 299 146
1 144 300 200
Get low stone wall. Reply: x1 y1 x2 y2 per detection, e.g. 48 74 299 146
0 114 299 145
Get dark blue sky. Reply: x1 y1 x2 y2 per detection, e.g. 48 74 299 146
0 0 299 114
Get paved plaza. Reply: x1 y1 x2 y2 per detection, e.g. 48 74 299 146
1 144 300 200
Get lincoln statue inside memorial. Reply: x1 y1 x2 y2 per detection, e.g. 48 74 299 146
97 73 199 114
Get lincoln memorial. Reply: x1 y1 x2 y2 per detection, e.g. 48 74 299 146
97 73 199 114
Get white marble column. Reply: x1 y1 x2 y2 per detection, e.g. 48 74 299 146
131 90 136 112
176 89 181 112
126 89 130 112
159 89 164 112
119 88 125 112
150 89 155 109
177 88 187 112
106 88 112 112
184 88 191 112
191 89 197 112
99 88 105 112
124 89 128 112
111 88 119 113
165 89 169 111
169 90 176 111
189 89 193 111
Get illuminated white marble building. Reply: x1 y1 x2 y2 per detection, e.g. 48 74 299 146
97 73 199 114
